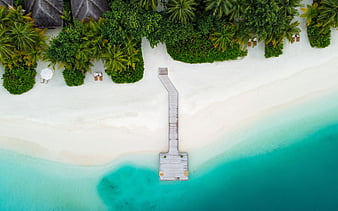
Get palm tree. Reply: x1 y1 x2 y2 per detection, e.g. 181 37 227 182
9 22 39 51
284 21 301 43
75 44 93 73
229 0 247 21
0 5 10 23
205 0 234 18
167 0 197 24
279 0 302 17
102 44 129 73
0 5 47 69
0 26 15 63
318 0 338 28
86 18 106 60
123 38 140 70
137 0 158 11
300 3 319 25
209 24 236 52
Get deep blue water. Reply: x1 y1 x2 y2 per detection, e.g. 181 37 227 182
1 92 338 211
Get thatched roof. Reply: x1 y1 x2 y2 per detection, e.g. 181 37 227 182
24 0 63 28
71 0 109 21
0 0 13 7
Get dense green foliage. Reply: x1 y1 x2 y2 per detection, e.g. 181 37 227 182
136 0 158 11
153 7 248 63
307 23 331 48
13 0 24 7
46 19 105 86
102 0 161 44
146 18 194 47
2 67 36 95
318 0 338 28
153 0 302 62
205 0 234 18
238 0 301 57
62 68 85 86
61 0 73 27
46 0 152 85
0 6 47 94
302 0 338 48
167 0 197 24
264 43 284 58
107 48 144 83
100 0 156 83
167 35 247 63
0 6 47 69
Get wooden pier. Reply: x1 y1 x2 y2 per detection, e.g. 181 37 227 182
158 67 189 181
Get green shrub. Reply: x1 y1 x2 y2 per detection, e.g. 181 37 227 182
146 17 195 47
62 69 85 86
196 15 215 36
106 50 144 83
167 35 247 64
0 6 47 94
103 0 161 45
307 23 331 48
2 67 36 95
264 43 284 58
13 0 24 8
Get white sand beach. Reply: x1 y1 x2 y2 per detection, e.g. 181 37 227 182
0 20 338 166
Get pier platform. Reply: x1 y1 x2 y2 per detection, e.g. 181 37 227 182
158 67 189 181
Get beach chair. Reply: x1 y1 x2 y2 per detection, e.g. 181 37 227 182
253 38 257 47
94 72 103 81
296 35 300 42
93 72 99 81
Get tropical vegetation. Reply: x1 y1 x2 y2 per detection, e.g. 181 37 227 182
46 18 105 86
101 0 160 83
0 5 47 94
147 0 303 62
1 0 338 94
301 0 338 48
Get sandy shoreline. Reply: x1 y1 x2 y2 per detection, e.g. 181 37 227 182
0 21 338 166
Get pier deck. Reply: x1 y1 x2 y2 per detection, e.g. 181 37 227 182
158 67 188 181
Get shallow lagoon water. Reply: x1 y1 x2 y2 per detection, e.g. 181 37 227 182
1 92 338 211
0 150 106 210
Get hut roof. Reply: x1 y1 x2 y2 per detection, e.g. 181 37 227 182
71 0 109 21
0 0 13 7
24 0 63 28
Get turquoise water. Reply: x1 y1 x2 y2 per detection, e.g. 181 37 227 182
1 92 338 210
98 124 338 211
0 151 106 210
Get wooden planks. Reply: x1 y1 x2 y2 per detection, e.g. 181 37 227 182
158 67 189 181
158 67 179 154
159 153 189 181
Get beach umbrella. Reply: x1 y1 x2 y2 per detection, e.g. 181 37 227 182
40 68 54 80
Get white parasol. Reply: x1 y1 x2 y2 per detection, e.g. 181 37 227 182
40 68 54 80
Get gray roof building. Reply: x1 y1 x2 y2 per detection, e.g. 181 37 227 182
0 0 13 7
71 0 109 21
24 0 64 28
